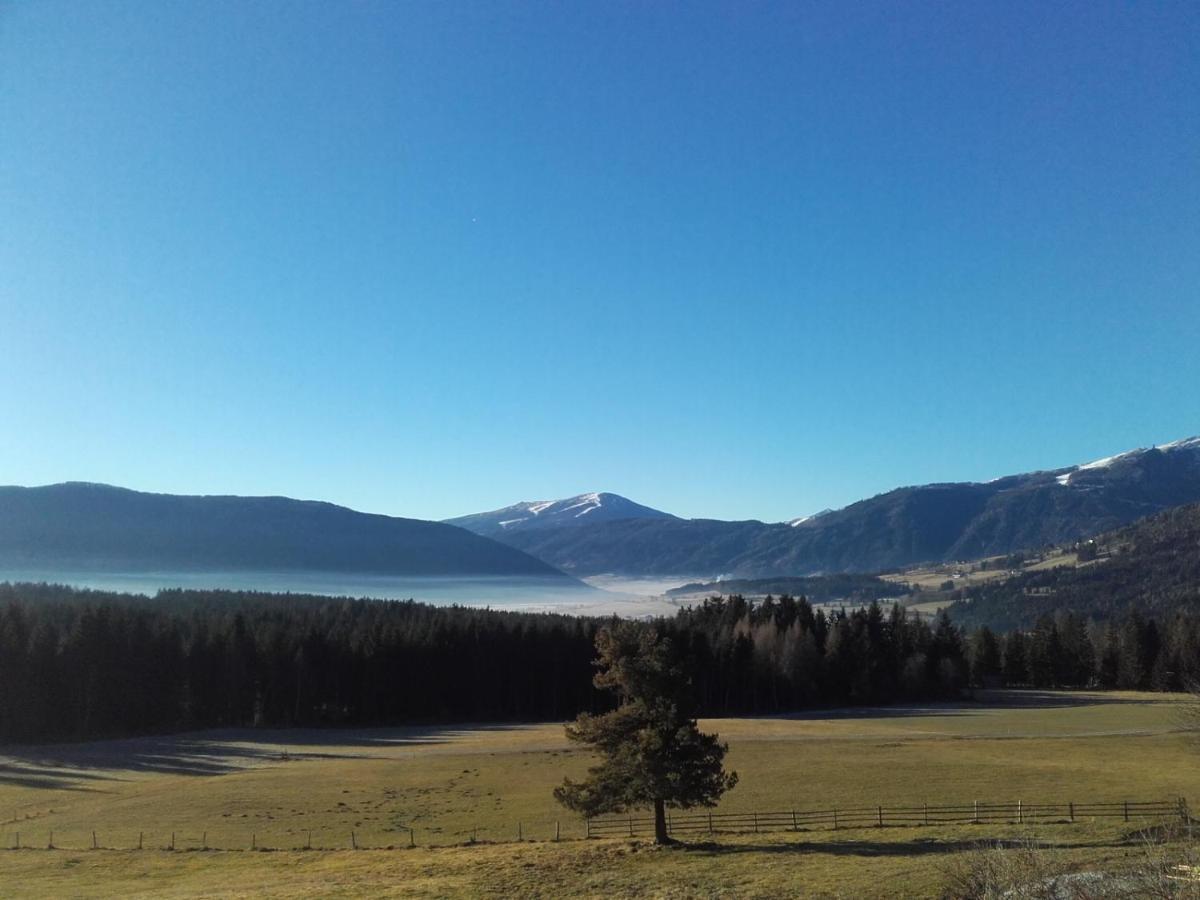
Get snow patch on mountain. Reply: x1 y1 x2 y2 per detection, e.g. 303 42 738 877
445 492 675 536
1056 436 1200 487
788 509 833 527
1158 436 1200 452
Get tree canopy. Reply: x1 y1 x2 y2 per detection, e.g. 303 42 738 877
554 623 737 843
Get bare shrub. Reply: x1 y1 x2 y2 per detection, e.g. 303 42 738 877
938 837 1200 899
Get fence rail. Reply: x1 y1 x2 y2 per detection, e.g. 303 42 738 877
0 798 1186 851
587 797 1189 838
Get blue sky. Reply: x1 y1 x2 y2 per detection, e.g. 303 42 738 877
2 1 1198 523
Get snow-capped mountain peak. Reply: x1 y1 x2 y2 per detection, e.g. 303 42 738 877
445 492 675 537
509 493 606 524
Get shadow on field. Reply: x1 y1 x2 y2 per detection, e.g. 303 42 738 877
0 762 113 791
678 835 1127 858
0 722 550 785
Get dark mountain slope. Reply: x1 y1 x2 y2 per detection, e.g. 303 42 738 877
947 502 1200 630
0 483 572 578
500 517 773 576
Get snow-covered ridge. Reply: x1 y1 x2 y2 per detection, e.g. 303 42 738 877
788 509 833 527
445 492 674 535
1056 436 1200 486
498 492 607 527
1158 436 1200 452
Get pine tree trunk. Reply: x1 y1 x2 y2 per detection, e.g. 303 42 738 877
654 798 670 844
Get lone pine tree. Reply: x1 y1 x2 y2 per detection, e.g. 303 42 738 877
554 622 737 844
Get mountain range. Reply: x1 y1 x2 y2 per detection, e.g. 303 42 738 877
454 437 1200 578
3 436 1198 588
0 482 573 580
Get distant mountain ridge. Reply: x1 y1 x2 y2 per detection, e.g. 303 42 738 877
0 482 576 579
444 492 674 537
474 437 1200 578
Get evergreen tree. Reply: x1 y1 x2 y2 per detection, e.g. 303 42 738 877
969 627 1002 686
1028 617 1062 687
554 623 738 844
1097 623 1121 687
1119 613 1147 689
1003 631 1028 686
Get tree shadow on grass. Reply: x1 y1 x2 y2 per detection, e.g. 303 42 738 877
0 721 561 783
674 835 1133 858
0 762 110 792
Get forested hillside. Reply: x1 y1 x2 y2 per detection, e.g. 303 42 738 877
947 503 1200 630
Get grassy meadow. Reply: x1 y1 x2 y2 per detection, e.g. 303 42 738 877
0 690 1196 897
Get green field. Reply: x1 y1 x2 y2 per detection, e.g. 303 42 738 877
0 691 1196 897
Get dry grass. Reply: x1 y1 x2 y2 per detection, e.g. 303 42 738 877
0 690 1195 897
882 549 1082 595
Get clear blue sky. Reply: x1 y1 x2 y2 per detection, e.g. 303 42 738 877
2 1 1197 523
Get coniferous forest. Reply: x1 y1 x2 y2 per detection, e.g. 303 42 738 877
0 582 1195 744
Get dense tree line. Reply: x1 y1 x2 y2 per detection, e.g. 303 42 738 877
0 583 600 743
0 582 1194 744
667 595 968 712
967 609 1200 691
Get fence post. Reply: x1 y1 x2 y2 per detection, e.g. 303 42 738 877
49 830 54 850
555 821 560 842
306 829 312 850
138 832 143 850
171 831 175 851
351 831 356 850
923 802 929 826
973 801 979 825
14 832 19 850
791 809 798 832
833 806 838 830
667 811 672 836
517 822 522 842
1124 801 1129 822
708 811 713 835
585 819 591 839
1018 801 1022 825
409 827 415 848
752 812 758 833
628 816 633 838
92 830 97 850
202 831 207 851
877 805 883 828
251 833 256 850
1069 802 1074 823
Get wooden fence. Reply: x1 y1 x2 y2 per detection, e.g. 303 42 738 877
587 798 1190 839
1 798 1187 851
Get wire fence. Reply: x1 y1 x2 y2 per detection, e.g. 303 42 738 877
587 797 1191 839
0 798 1188 851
